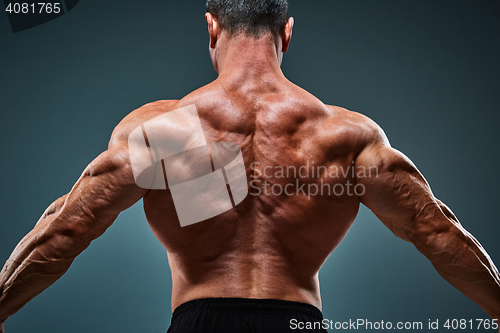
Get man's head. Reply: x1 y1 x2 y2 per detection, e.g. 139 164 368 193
205 0 289 38
205 0 294 73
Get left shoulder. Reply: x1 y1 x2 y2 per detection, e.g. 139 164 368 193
108 100 181 148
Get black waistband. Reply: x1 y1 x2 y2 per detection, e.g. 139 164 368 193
172 298 324 321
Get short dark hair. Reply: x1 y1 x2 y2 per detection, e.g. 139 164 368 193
206 0 289 37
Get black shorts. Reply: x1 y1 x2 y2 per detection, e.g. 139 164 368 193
167 297 327 333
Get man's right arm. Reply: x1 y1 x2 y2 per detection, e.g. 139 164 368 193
354 120 500 321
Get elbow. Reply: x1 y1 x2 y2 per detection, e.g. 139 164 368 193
36 219 95 261
421 229 456 258
405 212 463 259
412 223 471 266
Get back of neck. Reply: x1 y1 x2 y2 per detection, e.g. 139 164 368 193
215 32 286 86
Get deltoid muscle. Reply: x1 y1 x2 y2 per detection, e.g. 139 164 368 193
128 105 248 227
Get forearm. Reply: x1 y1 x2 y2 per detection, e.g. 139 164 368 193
0 195 76 322
0 233 74 322
433 234 500 318
0 137 145 330
355 124 500 322
0 206 78 322
413 213 500 319
0 186 121 323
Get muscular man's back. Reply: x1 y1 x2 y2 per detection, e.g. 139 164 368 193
2 4 498 332
134 75 369 311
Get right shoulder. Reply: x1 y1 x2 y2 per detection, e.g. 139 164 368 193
324 105 391 154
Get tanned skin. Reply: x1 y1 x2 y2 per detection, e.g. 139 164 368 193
1 13 499 332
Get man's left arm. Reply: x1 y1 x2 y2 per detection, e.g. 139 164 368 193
0 132 148 330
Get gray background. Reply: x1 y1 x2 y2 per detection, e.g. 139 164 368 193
1 0 499 332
